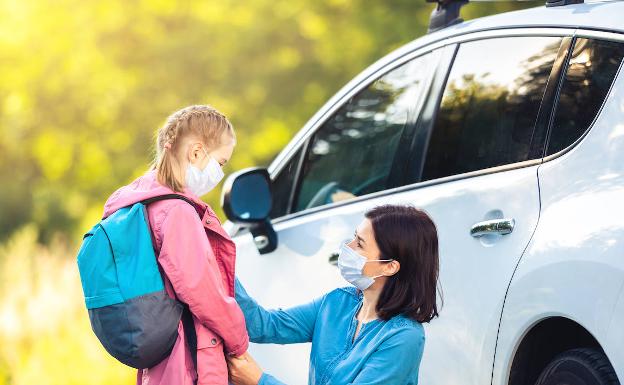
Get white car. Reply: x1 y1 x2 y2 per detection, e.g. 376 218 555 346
220 1 624 384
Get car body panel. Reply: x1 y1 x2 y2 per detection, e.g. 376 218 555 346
492 50 624 385
235 162 541 384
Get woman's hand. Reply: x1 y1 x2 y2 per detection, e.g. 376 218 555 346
227 351 263 385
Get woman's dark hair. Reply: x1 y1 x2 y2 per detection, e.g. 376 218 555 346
365 204 441 323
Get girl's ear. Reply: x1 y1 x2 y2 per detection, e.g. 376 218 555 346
187 142 203 165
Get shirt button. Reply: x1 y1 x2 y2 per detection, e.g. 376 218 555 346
205 218 211 224
211 338 217 345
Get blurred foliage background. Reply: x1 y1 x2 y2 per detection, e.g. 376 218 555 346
0 0 539 383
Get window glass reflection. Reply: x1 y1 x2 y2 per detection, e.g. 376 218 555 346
295 51 440 212
422 37 561 181
547 38 624 155
270 147 302 219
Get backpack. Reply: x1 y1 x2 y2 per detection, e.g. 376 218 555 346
76 194 198 370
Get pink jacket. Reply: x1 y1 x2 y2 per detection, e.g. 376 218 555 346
103 170 249 385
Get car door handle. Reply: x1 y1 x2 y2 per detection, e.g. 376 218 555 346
470 218 515 237
328 252 339 266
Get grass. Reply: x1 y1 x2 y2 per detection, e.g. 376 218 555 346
0 225 135 385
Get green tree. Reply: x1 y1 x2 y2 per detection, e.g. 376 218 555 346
0 0 539 244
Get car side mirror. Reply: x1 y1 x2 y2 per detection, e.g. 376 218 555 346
221 167 277 254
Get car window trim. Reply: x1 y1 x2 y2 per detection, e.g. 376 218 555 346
527 37 575 160
406 44 458 184
265 28 622 225
542 39 624 162
540 36 576 159
269 157 544 226
385 47 453 189
271 145 306 219
287 138 310 216
268 28 622 180
268 28 578 178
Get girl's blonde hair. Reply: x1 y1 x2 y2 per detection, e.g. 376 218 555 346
152 104 236 192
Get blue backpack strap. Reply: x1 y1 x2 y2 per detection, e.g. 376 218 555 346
141 194 199 378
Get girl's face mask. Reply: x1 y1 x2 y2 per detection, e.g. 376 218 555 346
337 240 393 291
185 146 224 197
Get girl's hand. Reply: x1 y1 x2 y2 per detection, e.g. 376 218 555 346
227 351 263 385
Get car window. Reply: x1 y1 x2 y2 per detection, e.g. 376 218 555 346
269 147 302 219
421 36 562 181
546 38 624 155
293 51 440 212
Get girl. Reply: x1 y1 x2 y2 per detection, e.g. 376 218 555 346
227 204 440 385
102 105 249 385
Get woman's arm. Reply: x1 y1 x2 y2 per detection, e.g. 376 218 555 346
349 327 425 384
235 277 324 344
257 372 286 385
157 203 249 356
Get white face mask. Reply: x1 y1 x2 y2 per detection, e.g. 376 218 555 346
337 240 393 291
185 147 225 197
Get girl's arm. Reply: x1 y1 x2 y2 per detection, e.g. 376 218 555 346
158 202 249 357
349 327 425 384
235 277 324 344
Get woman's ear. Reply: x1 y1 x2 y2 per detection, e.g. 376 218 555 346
384 260 401 277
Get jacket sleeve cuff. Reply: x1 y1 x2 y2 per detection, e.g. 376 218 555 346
225 335 249 357
259 372 286 385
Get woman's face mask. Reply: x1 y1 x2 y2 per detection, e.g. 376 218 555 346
185 146 224 197
337 240 393 291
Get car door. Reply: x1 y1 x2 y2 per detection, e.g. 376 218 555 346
399 34 567 385
232 47 447 384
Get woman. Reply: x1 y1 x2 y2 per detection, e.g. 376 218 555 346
103 105 249 385
227 204 440 385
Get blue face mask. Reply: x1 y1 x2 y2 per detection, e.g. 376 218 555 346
337 240 393 291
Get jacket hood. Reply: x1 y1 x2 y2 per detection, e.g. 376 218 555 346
102 169 208 219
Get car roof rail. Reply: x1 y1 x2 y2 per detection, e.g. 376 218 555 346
426 0 585 34
426 0 469 34
545 0 583 7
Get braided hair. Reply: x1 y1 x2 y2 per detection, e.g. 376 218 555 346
153 105 235 192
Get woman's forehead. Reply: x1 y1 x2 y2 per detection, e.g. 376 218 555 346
356 218 373 239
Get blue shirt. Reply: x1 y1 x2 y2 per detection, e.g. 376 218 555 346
234 278 425 385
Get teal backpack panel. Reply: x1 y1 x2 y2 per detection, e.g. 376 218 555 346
101 203 164 303
77 223 125 309
77 203 164 309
